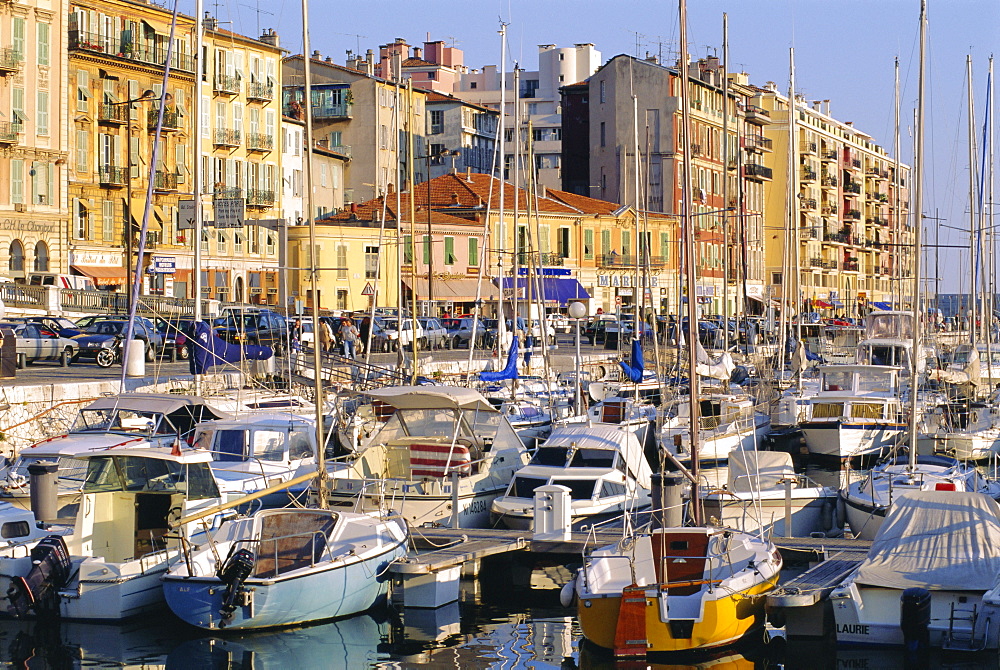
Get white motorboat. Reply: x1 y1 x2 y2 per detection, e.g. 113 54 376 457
0 444 226 620
324 386 530 528
490 423 652 530
841 453 1000 540
0 394 229 516
661 390 770 463
701 449 840 538
799 365 907 459
831 490 1000 649
918 391 1000 461
163 507 407 630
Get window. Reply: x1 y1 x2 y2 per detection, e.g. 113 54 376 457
336 244 347 278
771 272 783 285
599 80 606 103
36 92 48 135
8 240 23 272
600 122 605 147
76 129 88 173
660 232 670 263
584 229 594 260
444 236 455 264
470 82 477 89
12 18 23 61
12 88 25 126
33 241 48 271
422 234 431 264
538 225 550 254
365 245 379 279
601 229 612 257
429 110 444 134
621 230 631 257
73 199 89 239
234 230 244 254
11 159 23 204
76 71 90 112
336 289 348 311
217 230 228 254
36 23 49 66
468 237 479 266
201 95 210 138
403 235 413 263
103 200 115 243
558 228 570 258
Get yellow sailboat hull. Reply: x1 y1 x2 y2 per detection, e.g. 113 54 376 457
577 574 779 654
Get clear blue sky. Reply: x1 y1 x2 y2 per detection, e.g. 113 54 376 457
185 0 999 293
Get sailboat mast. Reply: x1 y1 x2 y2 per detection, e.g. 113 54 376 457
192 0 203 396
968 55 979 345
300 0 326 508
907 0 926 470
496 24 508 364
512 66 520 384
990 57 996 336
633 94 642 373
407 80 419 383
721 13 730 351
789 49 801 348
893 57 901 311
679 0 701 524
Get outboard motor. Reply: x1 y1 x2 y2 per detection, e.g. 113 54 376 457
217 548 255 627
6 535 71 618
901 587 931 656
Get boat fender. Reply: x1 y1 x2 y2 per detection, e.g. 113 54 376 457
900 587 931 655
835 496 846 530
217 548 256 627
559 576 577 608
821 498 835 532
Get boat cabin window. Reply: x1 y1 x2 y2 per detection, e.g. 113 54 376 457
569 448 616 469
0 521 30 539
288 430 313 459
72 408 174 436
530 447 569 466
511 476 547 498
550 479 597 500
822 370 853 392
252 430 287 461
856 371 896 394
83 456 220 500
863 345 908 368
600 481 626 497
12 456 88 486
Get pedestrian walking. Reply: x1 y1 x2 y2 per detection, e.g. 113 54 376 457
340 318 360 359
319 318 333 355
359 316 371 356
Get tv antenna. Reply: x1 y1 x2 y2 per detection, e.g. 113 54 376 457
240 1 273 37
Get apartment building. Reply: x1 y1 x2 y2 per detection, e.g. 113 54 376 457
424 92 498 179
285 51 427 204
756 86 911 315
0 0 69 282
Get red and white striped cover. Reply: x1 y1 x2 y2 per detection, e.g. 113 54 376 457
409 442 471 478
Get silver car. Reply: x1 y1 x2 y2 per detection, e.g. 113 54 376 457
0 322 78 368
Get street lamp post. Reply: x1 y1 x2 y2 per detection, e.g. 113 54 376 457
110 90 154 312
422 148 459 316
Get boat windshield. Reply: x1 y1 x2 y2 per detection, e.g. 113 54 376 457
72 408 174 436
82 455 220 499
10 455 90 485
205 427 314 462
856 370 896 394
379 408 511 451
510 475 596 500
822 370 854 392
530 447 570 466
569 449 617 469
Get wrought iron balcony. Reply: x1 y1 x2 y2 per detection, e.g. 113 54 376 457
148 108 179 131
846 209 862 220
744 163 773 181
284 101 353 120
99 165 128 187
743 134 772 151
801 198 818 210
246 189 275 208
844 182 862 195
0 47 22 75
0 120 19 144
801 169 817 182
214 74 240 96
821 175 838 188
213 128 241 147
246 132 274 152
821 150 839 161
801 141 818 154
744 104 771 125
99 103 129 124
213 186 243 200
154 171 178 191
246 81 274 102
68 30 195 72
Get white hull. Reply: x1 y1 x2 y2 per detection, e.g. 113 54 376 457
921 430 1000 461
800 421 904 459
663 416 769 462
702 491 837 538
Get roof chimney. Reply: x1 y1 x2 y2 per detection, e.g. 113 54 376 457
259 28 279 47
413 46 422 60
312 50 321 59
202 12 217 31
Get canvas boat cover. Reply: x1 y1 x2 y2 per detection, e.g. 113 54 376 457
364 386 497 413
541 424 653 488
855 490 1000 590
726 450 795 493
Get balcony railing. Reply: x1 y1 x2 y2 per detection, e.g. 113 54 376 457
0 47 22 75
801 141 818 154
148 108 179 131
0 120 19 144
801 198 818 210
810 257 838 269
824 231 851 245
598 254 670 268
843 260 860 272
214 74 240 95
846 209 862 220
213 128 241 147
68 30 195 72
246 132 274 152
844 182 862 194
284 101 354 120
821 205 838 216
246 189 275 207
99 103 128 124
743 134 772 151
744 163 773 180
154 171 178 191
246 81 274 102
744 104 771 124
821 175 838 188
99 165 128 186
821 150 839 161
214 186 243 200
801 169 817 182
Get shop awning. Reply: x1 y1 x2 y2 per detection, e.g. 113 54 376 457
128 200 162 233
70 265 127 286
813 299 834 309
403 278 499 301
496 277 590 306
873 301 893 311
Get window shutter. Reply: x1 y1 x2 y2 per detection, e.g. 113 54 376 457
11 159 22 204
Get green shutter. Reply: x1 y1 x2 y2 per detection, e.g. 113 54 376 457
11 159 23 204
444 236 455 264
422 235 431 264
37 23 49 66
660 233 670 263
584 229 594 260
601 230 611 257
404 235 412 263
468 237 478 266
12 19 24 60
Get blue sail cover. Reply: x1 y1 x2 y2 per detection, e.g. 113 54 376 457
480 335 519 382
618 338 644 383
189 321 273 375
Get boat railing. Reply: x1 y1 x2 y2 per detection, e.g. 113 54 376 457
232 529 335 577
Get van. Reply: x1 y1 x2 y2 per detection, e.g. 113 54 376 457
28 273 96 291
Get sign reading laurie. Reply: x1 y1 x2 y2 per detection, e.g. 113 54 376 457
214 198 245 229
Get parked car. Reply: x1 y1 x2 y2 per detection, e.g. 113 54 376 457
585 316 618 345
75 314 158 336
215 308 289 354
380 317 425 351
0 321 78 368
24 315 83 338
70 319 163 366
418 317 449 349
547 313 572 334
154 318 189 360
443 317 490 349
